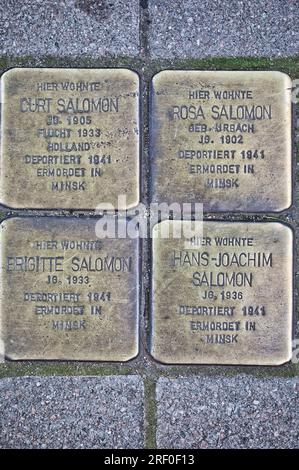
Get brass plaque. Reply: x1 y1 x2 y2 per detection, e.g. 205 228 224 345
0 217 139 361
151 220 293 365
151 71 292 212
0 68 139 210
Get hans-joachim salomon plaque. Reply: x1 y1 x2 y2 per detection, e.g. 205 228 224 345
0 68 139 210
0 217 139 361
151 71 292 212
151 220 293 365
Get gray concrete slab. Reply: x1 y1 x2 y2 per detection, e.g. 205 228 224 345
0 375 144 449
0 0 140 57
149 0 299 58
156 375 299 448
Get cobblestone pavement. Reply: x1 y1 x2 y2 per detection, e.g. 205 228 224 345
0 376 144 449
0 0 139 57
0 1 298 58
148 0 299 58
156 376 299 449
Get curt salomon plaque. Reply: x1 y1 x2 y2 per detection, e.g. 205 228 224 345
0 217 139 361
151 220 293 365
151 71 292 212
0 68 139 210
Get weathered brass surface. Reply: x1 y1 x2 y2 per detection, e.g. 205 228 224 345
151 220 293 365
151 71 292 212
0 68 139 210
0 217 139 361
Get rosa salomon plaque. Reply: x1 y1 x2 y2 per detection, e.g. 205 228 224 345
151 71 292 212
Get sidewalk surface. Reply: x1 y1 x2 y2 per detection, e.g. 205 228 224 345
0 0 298 58
0 0 298 449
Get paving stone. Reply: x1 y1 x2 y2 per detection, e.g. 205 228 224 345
156 375 299 449
0 0 140 57
149 0 299 58
0 375 144 449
